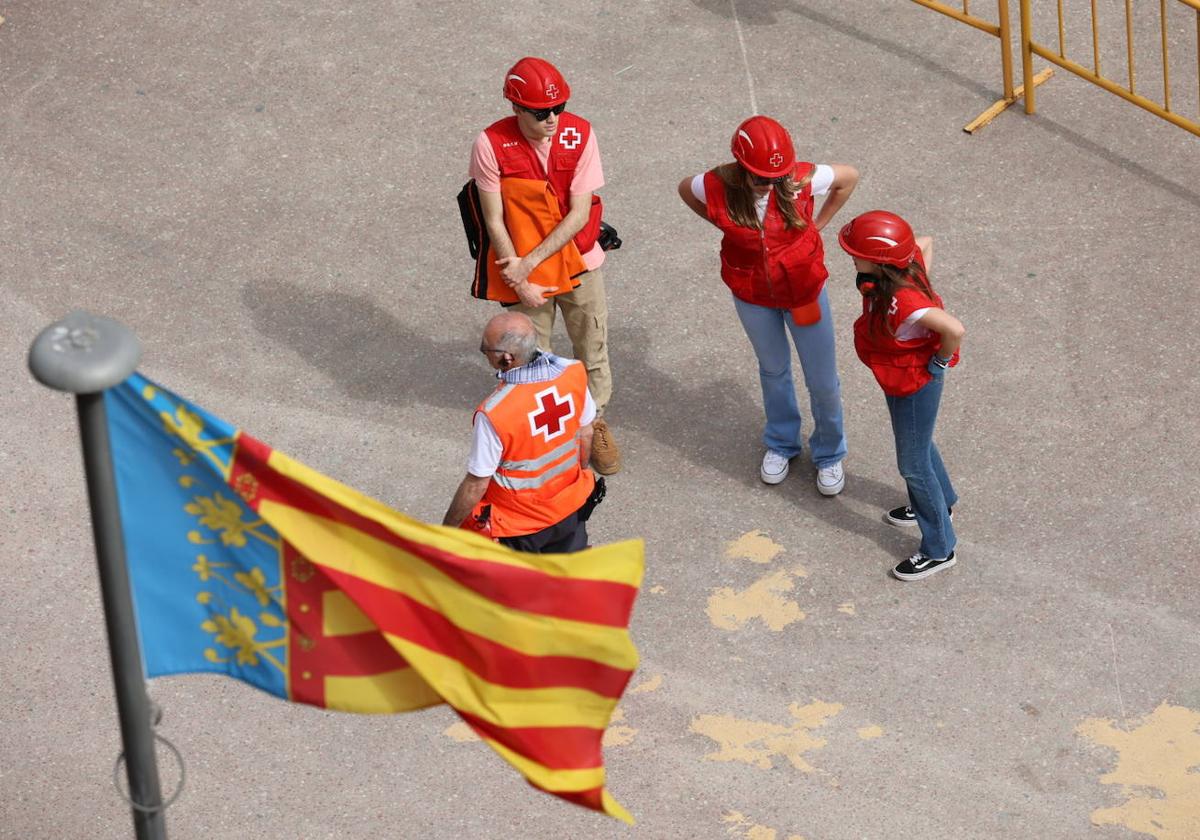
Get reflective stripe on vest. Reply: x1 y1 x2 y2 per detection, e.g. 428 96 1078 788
472 362 595 537
497 434 580 474
482 383 516 412
492 445 580 490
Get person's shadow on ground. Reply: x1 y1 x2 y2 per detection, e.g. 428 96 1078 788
242 279 484 411
605 322 916 563
243 279 916 563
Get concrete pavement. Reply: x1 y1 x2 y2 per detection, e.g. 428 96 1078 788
3 2 1199 838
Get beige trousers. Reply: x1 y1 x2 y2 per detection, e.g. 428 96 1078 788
513 268 611 414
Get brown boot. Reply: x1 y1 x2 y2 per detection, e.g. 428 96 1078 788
590 418 622 475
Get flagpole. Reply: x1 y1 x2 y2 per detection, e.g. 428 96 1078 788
29 312 167 840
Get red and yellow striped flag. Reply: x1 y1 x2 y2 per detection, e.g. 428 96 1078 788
234 435 641 822
107 374 642 823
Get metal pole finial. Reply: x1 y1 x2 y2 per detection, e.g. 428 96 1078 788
30 311 167 838
29 310 142 394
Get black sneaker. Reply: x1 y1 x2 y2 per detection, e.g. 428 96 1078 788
892 550 957 581
885 505 954 528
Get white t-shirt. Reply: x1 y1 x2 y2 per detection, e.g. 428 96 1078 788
896 308 933 341
690 164 834 223
467 388 597 477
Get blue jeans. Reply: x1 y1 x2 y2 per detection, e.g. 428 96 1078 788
885 377 958 559
732 289 847 467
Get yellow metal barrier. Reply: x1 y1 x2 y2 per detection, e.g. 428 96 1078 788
1019 0 1200 138
909 0 1053 132
911 0 1200 137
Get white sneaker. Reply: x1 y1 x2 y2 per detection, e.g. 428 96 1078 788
816 461 845 496
760 450 791 485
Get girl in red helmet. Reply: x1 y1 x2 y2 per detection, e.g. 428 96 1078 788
838 210 965 581
678 116 858 495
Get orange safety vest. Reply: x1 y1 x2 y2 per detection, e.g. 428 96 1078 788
470 361 596 538
486 114 604 255
469 177 588 303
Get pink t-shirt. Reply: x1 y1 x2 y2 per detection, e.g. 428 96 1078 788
469 129 605 270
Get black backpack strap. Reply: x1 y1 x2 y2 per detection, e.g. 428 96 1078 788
458 180 496 300
456 180 482 259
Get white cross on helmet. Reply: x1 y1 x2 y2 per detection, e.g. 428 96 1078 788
769 152 784 168
545 83 559 99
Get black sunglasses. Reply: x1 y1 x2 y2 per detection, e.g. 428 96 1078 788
521 102 567 121
750 173 788 186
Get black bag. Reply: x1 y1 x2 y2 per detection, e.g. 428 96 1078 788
597 221 622 251
458 180 499 300
457 180 483 259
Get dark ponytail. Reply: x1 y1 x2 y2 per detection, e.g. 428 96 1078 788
864 260 938 337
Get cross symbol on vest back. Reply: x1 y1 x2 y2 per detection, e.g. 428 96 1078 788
769 152 784 167
558 126 582 150
528 386 575 442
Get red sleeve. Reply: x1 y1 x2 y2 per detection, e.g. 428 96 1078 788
702 170 724 222
794 162 815 217
887 287 937 333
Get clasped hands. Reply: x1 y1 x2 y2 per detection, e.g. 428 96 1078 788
496 255 547 307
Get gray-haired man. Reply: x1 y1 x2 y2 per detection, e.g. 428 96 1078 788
443 312 602 553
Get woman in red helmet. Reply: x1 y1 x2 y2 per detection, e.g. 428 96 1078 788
678 116 858 495
838 210 965 581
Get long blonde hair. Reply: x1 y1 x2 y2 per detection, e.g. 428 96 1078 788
714 162 812 231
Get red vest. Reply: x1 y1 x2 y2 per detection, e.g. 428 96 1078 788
853 274 959 397
471 361 596 538
484 115 603 254
703 164 829 308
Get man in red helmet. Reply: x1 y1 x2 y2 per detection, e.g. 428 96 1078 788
466 56 621 476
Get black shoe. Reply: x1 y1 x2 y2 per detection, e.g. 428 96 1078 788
885 505 954 528
893 550 957 581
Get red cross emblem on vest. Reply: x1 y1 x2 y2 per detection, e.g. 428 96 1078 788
559 126 582 150
528 386 575 443
769 152 784 167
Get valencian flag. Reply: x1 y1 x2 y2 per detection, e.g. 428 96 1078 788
104 372 642 823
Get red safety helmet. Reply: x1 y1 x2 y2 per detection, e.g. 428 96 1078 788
502 57 570 109
730 115 796 179
838 210 917 267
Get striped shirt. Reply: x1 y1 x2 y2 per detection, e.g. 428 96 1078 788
496 351 572 385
